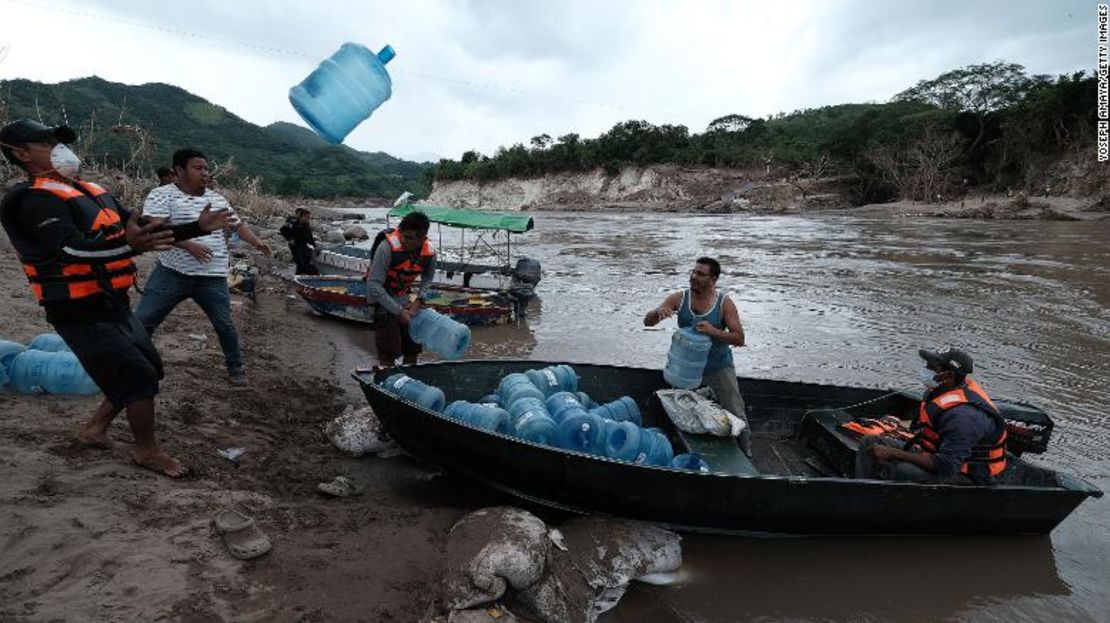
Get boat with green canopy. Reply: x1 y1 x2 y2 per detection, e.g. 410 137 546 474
316 202 541 308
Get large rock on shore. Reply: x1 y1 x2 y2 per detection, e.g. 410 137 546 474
433 507 683 623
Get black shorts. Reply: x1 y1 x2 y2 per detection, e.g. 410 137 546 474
53 312 164 409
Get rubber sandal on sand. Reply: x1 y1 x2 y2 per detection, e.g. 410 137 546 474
214 509 272 560
316 475 355 498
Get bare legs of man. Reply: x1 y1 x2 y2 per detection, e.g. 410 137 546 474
76 397 186 478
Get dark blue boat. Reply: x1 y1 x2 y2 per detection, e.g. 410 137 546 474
354 360 1102 537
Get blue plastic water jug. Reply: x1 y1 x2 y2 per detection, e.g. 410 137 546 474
545 391 585 423
501 379 543 408
28 333 70 352
288 42 396 144
409 308 470 360
381 373 446 412
555 409 606 455
498 373 531 396
0 340 26 367
499 373 546 407
445 401 511 434
525 365 579 397
7 350 98 395
589 396 642 426
671 453 711 472
479 393 501 406
574 391 594 409
0 340 27 390
663 327 712 389
646 428 675 465
507 396 548 423
511 407 558 445
633 427 675 466
603 419 643 462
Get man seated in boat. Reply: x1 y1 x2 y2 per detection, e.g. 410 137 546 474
856 348 1008 485
643 256 752 456
365 211 436 367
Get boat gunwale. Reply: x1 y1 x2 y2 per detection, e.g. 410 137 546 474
353 359 1103 499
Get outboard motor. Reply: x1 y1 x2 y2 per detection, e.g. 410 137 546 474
512 257 542 286
509 257 542 317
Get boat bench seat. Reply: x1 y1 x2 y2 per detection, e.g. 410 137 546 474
675 430 759 476
799 409 863 477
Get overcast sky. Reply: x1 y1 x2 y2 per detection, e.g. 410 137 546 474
0 0 1098 162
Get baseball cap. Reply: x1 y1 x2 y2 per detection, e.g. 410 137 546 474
919 348 973 374
1 119 77 165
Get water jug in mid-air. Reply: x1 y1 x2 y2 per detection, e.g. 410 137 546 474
289 43 396 144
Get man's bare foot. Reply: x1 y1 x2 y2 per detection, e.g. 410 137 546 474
75 428 115 450
133 451 188 478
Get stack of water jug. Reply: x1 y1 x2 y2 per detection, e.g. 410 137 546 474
408 308 471 360
379 364 712 472
0 334 98 395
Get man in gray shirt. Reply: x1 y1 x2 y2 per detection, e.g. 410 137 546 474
366 211 436 367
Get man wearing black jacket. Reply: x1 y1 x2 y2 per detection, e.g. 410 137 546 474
0 119 230 478
279 207 319 275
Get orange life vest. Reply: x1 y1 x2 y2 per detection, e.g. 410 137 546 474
3 178 136 303
914 377 1008 478
375 229 434 296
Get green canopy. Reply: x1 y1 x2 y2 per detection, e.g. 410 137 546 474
388 204 534 233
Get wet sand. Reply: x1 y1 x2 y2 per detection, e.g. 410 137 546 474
4 206 1110 621
0 237 511 621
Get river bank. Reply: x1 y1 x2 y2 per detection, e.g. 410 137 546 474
423 163 1110 221
0 234 507 621
3 197 1109 621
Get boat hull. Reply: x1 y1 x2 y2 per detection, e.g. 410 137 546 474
293 275 514 326
355 360 1101 537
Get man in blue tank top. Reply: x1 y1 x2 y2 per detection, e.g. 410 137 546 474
644 257 751 455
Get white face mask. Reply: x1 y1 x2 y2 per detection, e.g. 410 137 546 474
49 143 81 178
919 367 939 390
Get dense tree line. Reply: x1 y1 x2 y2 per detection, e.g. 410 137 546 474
431 62 1099 203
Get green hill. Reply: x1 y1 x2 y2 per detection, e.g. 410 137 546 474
0 76 430 199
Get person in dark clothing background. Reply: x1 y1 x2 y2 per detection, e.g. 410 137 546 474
0 119 230 478
155 166 175 186
279 207 319 275
856 347 1009 485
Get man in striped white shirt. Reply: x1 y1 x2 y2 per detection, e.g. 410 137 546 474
134 148 271 386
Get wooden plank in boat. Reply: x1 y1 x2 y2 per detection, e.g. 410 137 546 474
675 430 759 476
